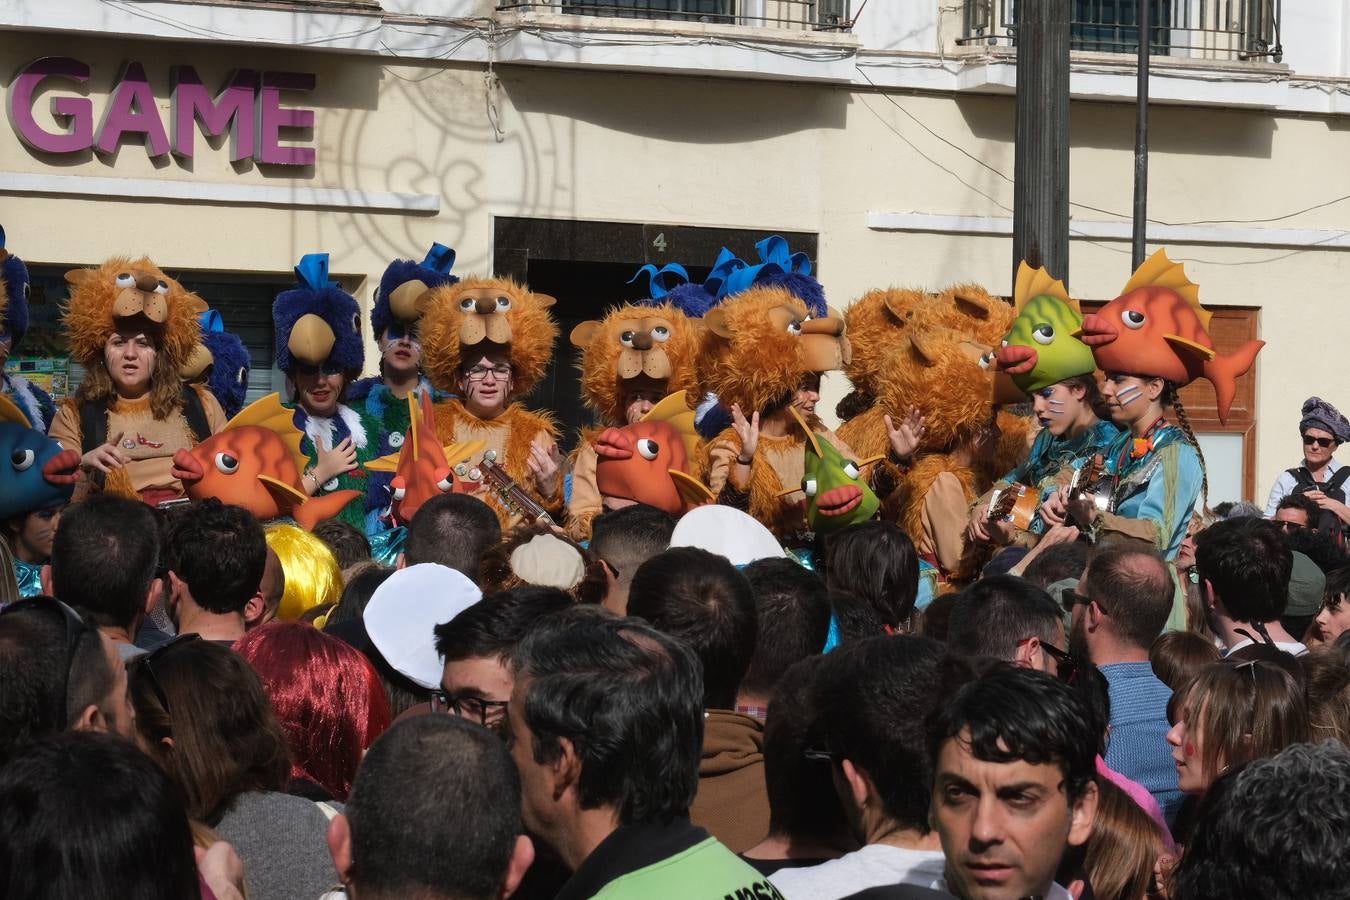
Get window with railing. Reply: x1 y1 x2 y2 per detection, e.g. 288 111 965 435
958 0 1282 62
497 0 852 31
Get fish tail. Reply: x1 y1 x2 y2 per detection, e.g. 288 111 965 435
1205 339 1264 424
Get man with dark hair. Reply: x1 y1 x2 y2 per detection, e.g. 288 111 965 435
325 715 534 900
1273 492 1320 533
41 494 160 659
163 500 268 644
403 493 502 582
508 606 778 898
738 558 830 718
312 518 373 572
1170 741 1350 900
0 599 134 765
434 586 572 734
1195 516 1304 654
770 637 949 899
1070 548 1182 821
627 546 767 852
1018 541 1088 591
923 665 1098 900
946 575 1066 675
588 504 676 615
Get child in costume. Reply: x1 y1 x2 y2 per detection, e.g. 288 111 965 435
1044 250 1263 628
49 257 225 504
0 394 79 597
565 265 702 539
420 275 563 529
968 263 1121 547
347 244 457 529
0 226 56 432
272 253 381 531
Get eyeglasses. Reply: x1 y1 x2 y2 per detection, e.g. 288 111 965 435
135 633 202 717
465 365 511 383
1272 519 1306 531
432 691 510 729
0 597 94 723
292 361 345 377
1303 434 1338 449
1039 641 1080 685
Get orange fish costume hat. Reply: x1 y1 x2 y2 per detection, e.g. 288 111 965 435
1077 249 1263 424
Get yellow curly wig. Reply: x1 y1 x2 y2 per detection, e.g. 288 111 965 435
842 287 931 399
419 277 559 397
693 286 813 414
572 302 701 425
879 325 996 452
265 523 343 622
927 282 1015 347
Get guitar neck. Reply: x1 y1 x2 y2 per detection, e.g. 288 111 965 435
481 459 555 526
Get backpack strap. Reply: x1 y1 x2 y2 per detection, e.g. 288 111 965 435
78 397 111 490
1326 466 1350 494
179 385 210 444
1287 466 1318 490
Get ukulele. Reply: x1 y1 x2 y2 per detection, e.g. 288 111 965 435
986 482 1041 532
1066 453 1110 523
456 449 557 526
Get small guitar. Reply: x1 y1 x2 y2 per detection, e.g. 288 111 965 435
456 449 557 526
986 482 1041 532
1067 453 1110 521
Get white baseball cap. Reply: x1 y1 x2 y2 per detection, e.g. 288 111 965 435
669 504 785 567
363 563 482 690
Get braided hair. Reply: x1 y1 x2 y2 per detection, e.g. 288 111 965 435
1164 383 1209 511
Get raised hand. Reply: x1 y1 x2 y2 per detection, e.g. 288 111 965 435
314 436 358 484
884 407 927 461
731 403 760 462
528 438 563 498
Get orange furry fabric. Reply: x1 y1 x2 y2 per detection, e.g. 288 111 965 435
702 426 809 536
879 325 995 452
574 302 701 425
420 277 559 397
63 256 202 374
843 287 930 400
892 454 981 582
836 405 889 460
927 283 1015 347
693 287 812 414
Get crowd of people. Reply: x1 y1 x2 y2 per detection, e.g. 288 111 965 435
1 230 1349 899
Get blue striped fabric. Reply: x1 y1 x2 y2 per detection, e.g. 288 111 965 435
1101 661 1185 824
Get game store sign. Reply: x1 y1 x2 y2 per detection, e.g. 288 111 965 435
8 57 317 167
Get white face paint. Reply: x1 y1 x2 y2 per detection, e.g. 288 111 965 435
1115 383 1143 407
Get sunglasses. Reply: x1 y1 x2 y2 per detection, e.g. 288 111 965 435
135 633 202 716
1039 641 1081 685
292 361 344 377
1303 435 1338 449
0 598 94 721
1273 519 1306 531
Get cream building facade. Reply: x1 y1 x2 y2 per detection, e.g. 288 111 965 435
1 0 1347 502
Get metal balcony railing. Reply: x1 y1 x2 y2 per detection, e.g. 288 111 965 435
498 0 853 31
957 0 1282 62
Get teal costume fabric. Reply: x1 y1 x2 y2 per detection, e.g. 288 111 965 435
1100 424 1202 561
13 558 42 598
995 419 1122 535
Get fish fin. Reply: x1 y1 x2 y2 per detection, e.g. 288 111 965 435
670 470 715 508
364 453 400 473
0 394 31 428
293 490 364 531
1164 334 1217 361
787 406 822 456
444 439 485 468
1205 339 1264 425
1122 249 1209 329
1013 262 1072 314
856 454 888 468
226 394 307 474
258 475 309 507
643 390 701 462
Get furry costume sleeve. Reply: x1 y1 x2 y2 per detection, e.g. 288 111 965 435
565 441 602 542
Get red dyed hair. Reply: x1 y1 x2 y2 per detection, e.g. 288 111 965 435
235 622 392 801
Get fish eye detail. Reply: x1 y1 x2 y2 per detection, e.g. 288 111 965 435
637 438 660 460
11 448 35 471
802 476 818 497
213 452 239 474
1122 309 1147 330
1032 324 1055 344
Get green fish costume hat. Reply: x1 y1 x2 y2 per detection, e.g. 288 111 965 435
994 262 1096 395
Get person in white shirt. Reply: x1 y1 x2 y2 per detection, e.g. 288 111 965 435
1194 517 1306 656
1264 396 1350 518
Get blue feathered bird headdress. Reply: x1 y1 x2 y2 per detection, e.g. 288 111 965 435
273 253 365 375
371 242 459 339
630 236 826 319
198 310 251 418
0 225 32 349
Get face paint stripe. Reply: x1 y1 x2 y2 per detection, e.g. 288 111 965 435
1116 384 1143 406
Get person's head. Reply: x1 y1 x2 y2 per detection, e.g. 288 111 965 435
45 494 159 634
434 586 572 734
163 499 267 623
1313 565 1350 645
627 546 756 710
1099 372 1166 427
621 379 664 425
1071 777 1168 900
761 656 851 846
127 637 290 824
739 558 828 702
458 349 514 418
329 716 534 900
824 521 919 630
1072 549 1173 660
291 361 349 417
792 370 822 418
478 528 606 605
1148 630 1220 691
1299 422 1342 471
265 523 343 621
1301 650 1350 744
1020 540 1088 591
0 597 132 765
312 518 373 571
404 493 502 581
250 544 285 629
324 565 393 629
928 664 1099 900
235 622 392 801
508 607 703 845
1273 493 1319 532
947 575 1066 675
4 505 62 564
814 636 950 841
1165 657 1310 796
1171 741 1350 900
104 327 157 399
1194 516 1293 629
1031 375 1104 438
376 321 423 380
587 504 676 615
0 732 198 900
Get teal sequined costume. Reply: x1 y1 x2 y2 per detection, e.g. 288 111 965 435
992 419 1121 535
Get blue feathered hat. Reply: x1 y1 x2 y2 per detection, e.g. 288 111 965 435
371 242 459 339
197 310 251 419
631 237 827 320
273 253 364 375
0 225 32 349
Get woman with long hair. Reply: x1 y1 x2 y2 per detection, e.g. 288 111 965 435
824 521 920 633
